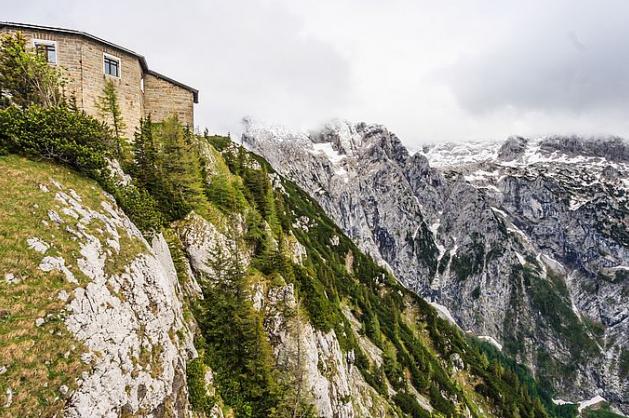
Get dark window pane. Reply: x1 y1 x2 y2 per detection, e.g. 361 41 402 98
104 56 120 77
35 44 56 63
47 46 56 64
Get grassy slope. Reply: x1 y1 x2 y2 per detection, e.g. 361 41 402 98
585 407 627 418
0 155 145 417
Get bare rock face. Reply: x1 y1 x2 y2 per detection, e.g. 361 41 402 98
539 135 629 162
258 276 397 418
177 213 236 282
498 136 528 161
45 185 194 418
243 121 629 414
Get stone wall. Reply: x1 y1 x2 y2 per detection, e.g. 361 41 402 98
74 38 144 139
1 28 144 138
143 73 195 128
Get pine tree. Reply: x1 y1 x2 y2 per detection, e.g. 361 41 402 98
96 79 126 159
365 312 383 346
206 175 244 212
133 116 158 190
156 116 206 220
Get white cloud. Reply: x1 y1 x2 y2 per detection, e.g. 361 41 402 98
5 0 629 147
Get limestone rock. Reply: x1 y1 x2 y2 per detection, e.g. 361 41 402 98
39 256 77 284
32 182 196 418
27 237 50 254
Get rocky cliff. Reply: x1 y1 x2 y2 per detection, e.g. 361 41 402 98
167 138 557 418
0 156 195 417
243 120 629 414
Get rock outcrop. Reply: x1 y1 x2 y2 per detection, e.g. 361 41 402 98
0 160 195 417
53 184 195 417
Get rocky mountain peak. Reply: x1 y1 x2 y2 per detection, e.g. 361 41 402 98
498 136 528 161
243 119 410 166
539 135 629 162
246 120 629 415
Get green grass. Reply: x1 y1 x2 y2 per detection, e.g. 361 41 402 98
0 155 145 417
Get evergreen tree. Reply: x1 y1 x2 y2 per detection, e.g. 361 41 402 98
206 174 243 212
364 312 383 346
132 116 158 190
96 79 126 159
156 116 206 220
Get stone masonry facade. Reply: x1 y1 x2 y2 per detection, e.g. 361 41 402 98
0 22 198 138
144 73 194 127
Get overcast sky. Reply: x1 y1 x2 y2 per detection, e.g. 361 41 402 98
5 0 629 146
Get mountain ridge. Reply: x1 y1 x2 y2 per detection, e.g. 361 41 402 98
243 120 629 414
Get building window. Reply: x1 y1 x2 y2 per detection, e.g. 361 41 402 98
33 40 57 64
103 54 121 77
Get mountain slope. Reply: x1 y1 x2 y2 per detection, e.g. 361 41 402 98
187 135 581 418
1 136 583 418
0 36 604 417
242 120 628 415
0 155 194 417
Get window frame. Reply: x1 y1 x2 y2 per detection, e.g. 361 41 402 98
103 52 121 78
32 39 57 64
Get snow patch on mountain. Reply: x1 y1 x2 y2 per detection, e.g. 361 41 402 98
310 142 345 164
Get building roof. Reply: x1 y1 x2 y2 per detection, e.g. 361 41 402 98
0 21 199 103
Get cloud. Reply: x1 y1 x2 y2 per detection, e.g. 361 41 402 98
4 0 353 136
442 1 629 116
5 0 629 146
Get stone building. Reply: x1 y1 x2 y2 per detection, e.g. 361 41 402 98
0 22 199 138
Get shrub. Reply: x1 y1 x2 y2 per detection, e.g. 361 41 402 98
0 105 163 233
392 392 431 418
187 358 216 414
0 105 112 176
109 184 163 233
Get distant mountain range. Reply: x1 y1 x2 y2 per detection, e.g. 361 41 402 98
244 120 629 414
